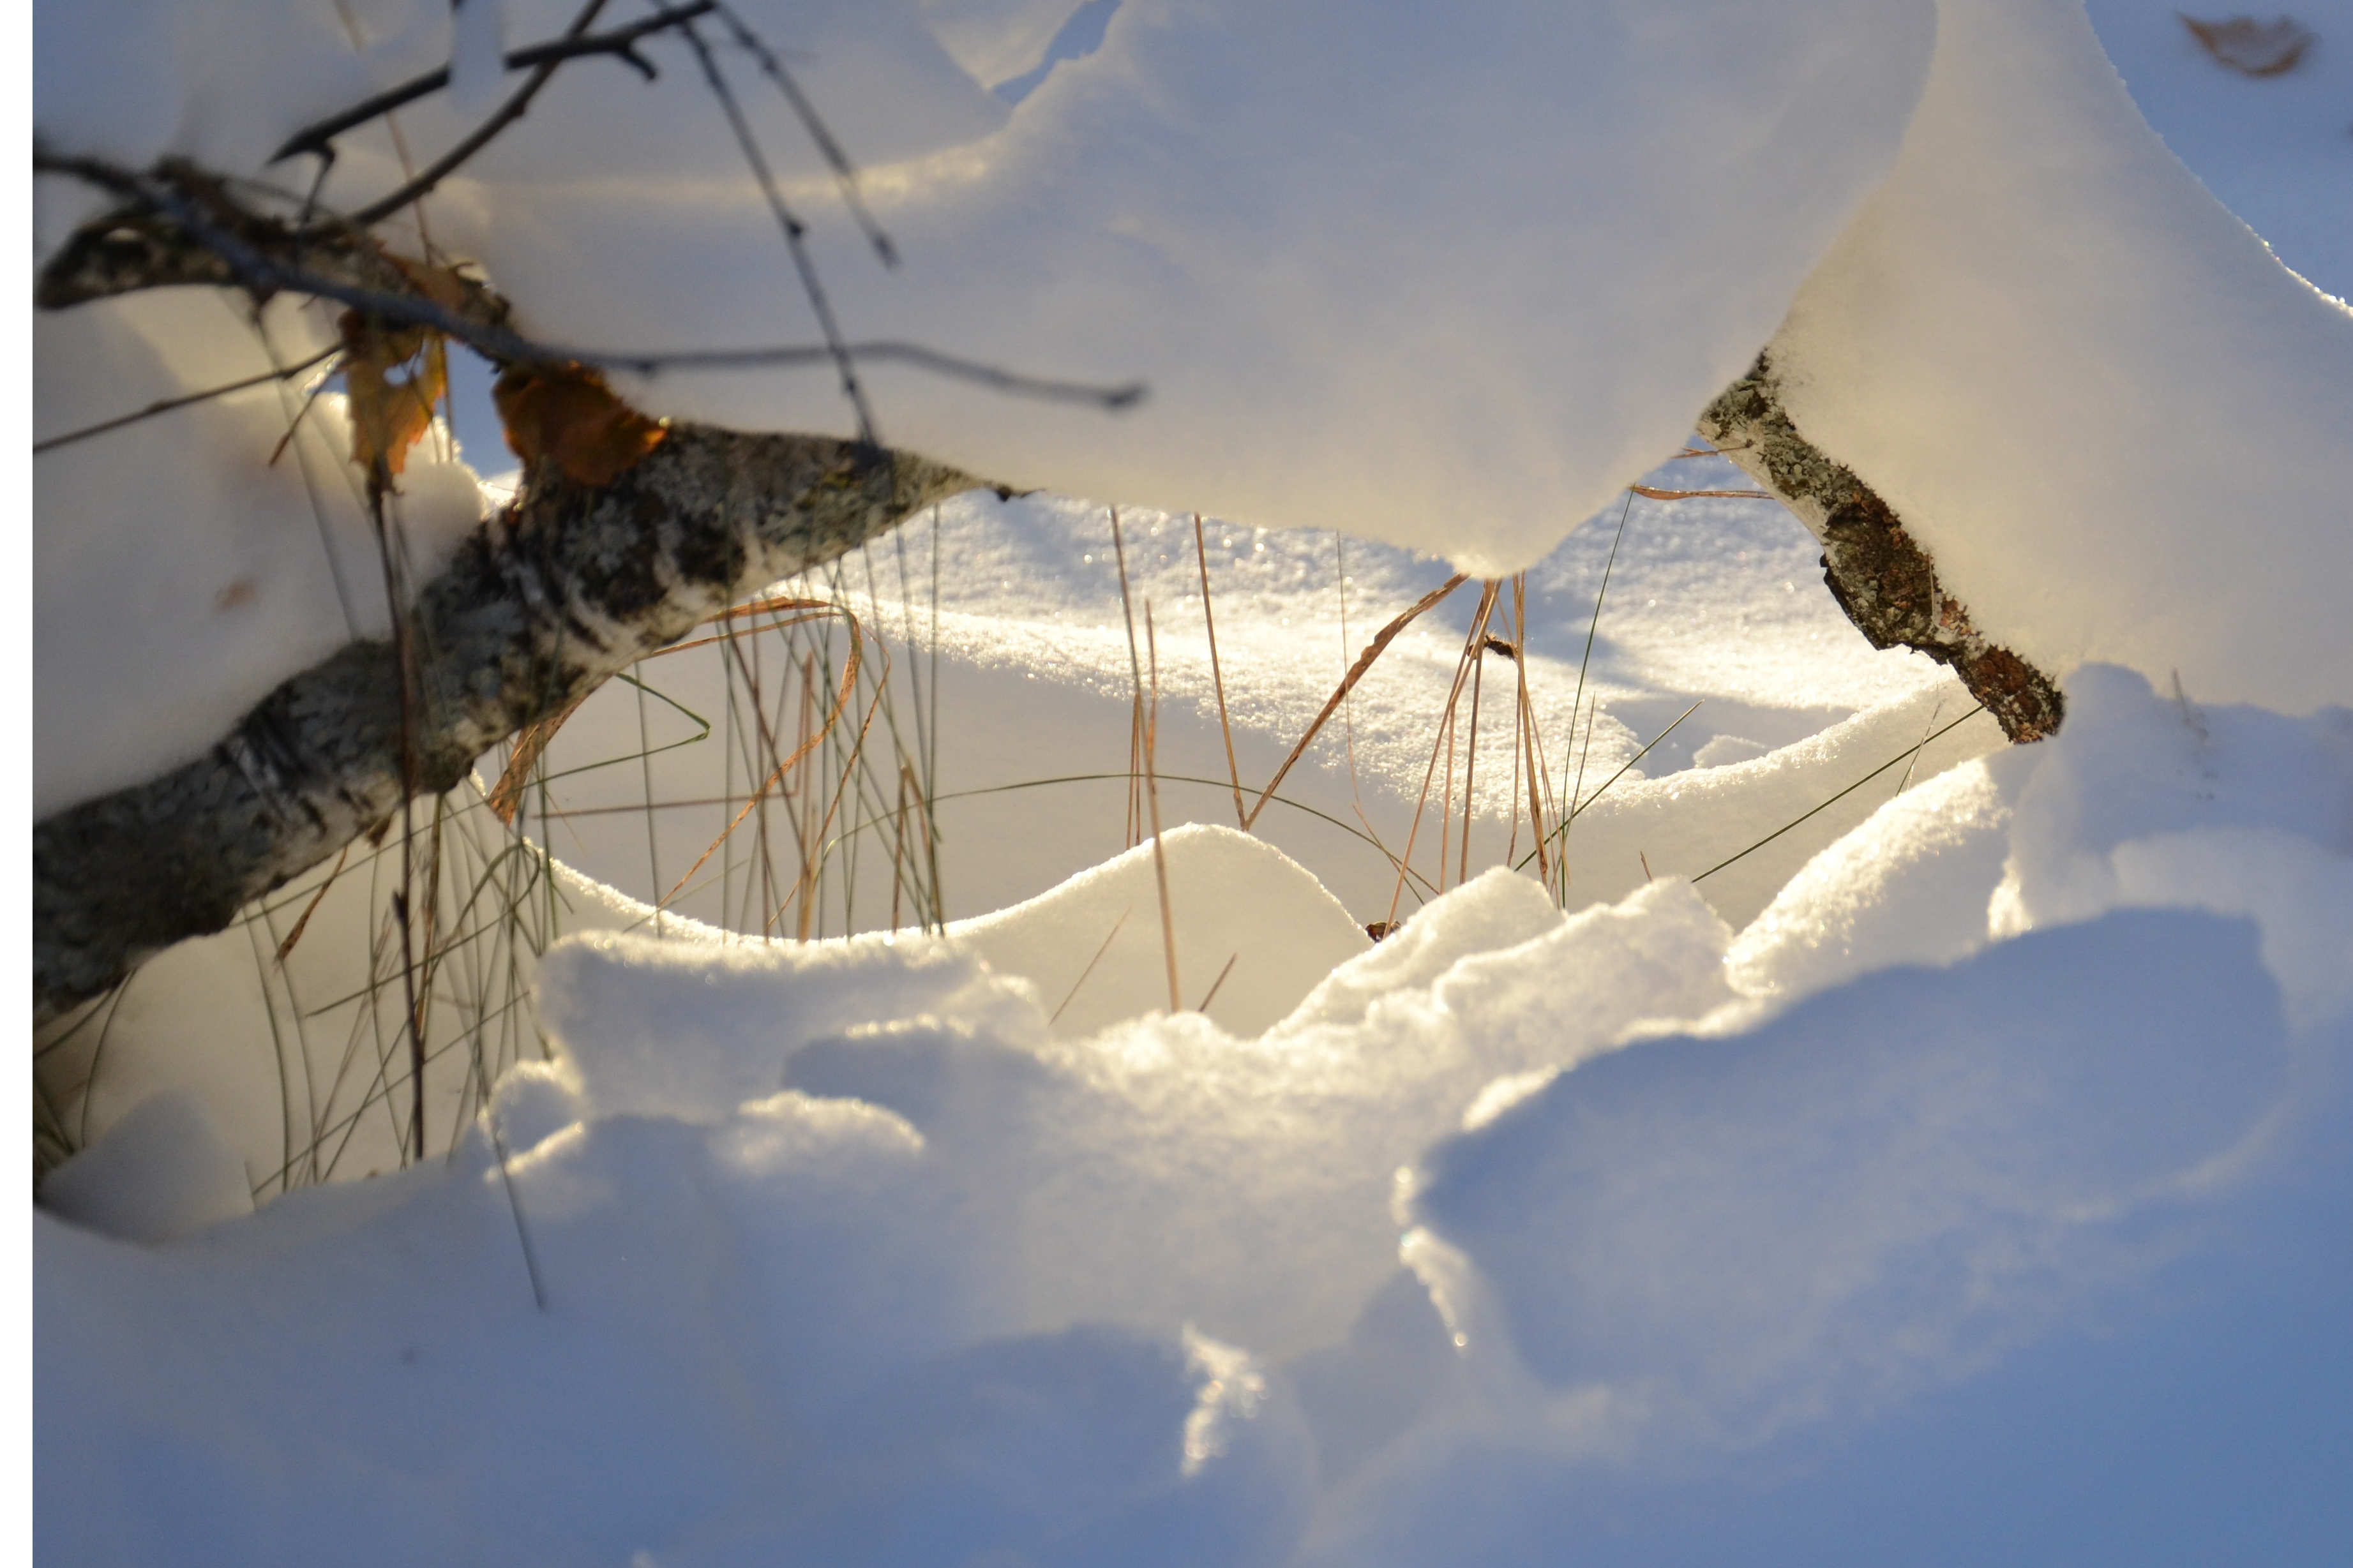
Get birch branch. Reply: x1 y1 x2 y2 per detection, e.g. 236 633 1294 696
32 425 984 1022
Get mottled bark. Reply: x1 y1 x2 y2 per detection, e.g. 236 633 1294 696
1699 354 2063 743
33 426 984 1022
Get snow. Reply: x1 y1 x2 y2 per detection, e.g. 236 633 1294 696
458 0 1936 575
1412 909 2295 1438
950 823 1372 1038
37 687 2353 1558
35 0 1935 576
1769 0 2353 713
1992 662 2353 1030
2085 0 2353 303
1726 751 2021 1002
31 0 2353 1560
35 1091 253 1243
511 479 1978 944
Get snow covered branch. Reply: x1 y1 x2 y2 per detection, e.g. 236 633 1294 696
31 423 983 1022
1699 355 2064 743
33 154 1143 408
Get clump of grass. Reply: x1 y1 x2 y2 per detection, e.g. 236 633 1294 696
45 463 1970 1196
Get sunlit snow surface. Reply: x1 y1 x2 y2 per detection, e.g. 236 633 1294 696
38 667 2353 1565
31 0 2353 1561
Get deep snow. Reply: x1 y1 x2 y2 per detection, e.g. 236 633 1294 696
38 666 2353 1564
30 0 2353 1562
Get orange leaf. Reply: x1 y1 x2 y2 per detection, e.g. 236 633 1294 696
493 364 668 487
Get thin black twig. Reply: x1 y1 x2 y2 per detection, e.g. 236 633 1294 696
1557 491 1634 891
677 13 878 442
713 1 898 267
1512 699 1704 872
269 2 716 165
346 0 618 228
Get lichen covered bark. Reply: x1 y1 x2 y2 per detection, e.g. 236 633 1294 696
1699 355 2064 744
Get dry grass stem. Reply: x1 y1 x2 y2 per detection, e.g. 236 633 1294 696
1110 511 1182 1012
1627 484 1768 501
1195 514 1248 829
1247 572 1470 830
1052 906 1132 1026
1385 579 1501 927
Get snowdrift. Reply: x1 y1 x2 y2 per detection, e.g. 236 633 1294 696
38 666 2353 1564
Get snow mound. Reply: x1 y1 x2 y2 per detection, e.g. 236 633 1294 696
1727 752 2022 1001
38 803 2352 1562
37 0 1937 576
1994 662 2353 1030
951 822 1371 1038
36 1090 254 1243
534 925 1040 1123
1410 907 2294 1449
1725 661 2353 1027
37 1084 1316 1567
533 865 1734 1359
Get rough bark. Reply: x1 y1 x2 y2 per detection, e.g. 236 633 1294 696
1698 354 2064 743
33 426 984 1022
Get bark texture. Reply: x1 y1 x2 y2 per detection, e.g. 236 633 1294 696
1698 354 2064 744
33 426 982 1022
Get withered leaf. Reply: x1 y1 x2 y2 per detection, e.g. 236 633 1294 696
340 310 447 479
493 364 668 487
2181 13 2317 77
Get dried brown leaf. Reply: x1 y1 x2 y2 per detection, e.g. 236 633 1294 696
493 365 668 487
2181 13 2317 75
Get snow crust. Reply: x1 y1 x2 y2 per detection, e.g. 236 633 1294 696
1770 0 2353 712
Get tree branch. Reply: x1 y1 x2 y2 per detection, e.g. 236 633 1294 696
1698 354 2064 743
32 154 1146 410
31 424 987 1022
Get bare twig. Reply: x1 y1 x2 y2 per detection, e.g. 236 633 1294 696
36 153 1146 410
269 3 718 165
712 1 899 267
33 343 342 455
677 13 876 442
1627 484 1769 501
347 0 616 227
